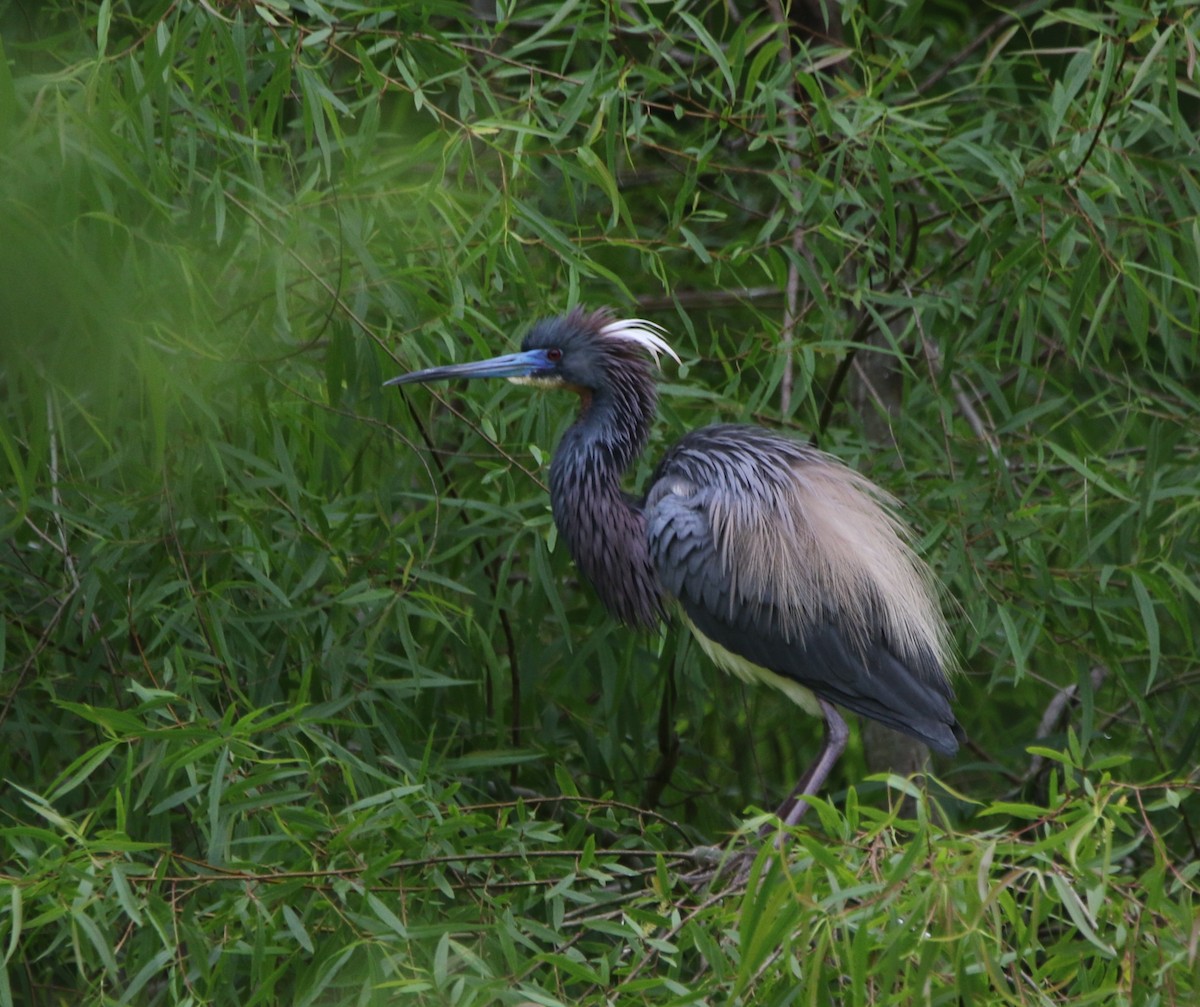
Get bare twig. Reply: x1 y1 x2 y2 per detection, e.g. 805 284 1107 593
913 307 1005 462
634 286 784 312
764 0 805 415
916 0 1043 96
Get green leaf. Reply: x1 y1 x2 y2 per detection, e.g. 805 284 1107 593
1130 571 1161 688
678 11 736 102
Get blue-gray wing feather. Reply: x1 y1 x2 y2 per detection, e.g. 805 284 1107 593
645 425 962 755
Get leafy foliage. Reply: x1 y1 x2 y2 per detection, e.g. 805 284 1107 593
1 0 1197 1002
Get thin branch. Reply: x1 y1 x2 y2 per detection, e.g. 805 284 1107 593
916 0 1046 95
764 0 805 416
912 298 1005 462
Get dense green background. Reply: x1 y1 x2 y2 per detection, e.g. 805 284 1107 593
1 0 1198 1003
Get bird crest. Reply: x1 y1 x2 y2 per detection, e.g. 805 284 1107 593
596 316 681 368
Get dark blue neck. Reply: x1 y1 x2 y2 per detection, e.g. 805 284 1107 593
548 386 663 628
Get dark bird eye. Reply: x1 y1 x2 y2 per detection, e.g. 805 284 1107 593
546 348 563 362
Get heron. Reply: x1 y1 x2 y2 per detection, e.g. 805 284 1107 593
387 307 962 826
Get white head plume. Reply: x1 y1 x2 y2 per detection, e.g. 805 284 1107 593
598 317 681 366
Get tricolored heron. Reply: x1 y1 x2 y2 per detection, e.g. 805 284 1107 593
387 308 961 825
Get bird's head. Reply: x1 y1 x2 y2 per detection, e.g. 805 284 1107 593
385 308 679 403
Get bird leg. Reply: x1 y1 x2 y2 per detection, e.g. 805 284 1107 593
773 698 849 827
684 701 849 889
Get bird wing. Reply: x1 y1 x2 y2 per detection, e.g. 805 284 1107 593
644 425 961 755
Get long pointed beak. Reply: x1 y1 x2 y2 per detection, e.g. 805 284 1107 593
385 349 551 387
